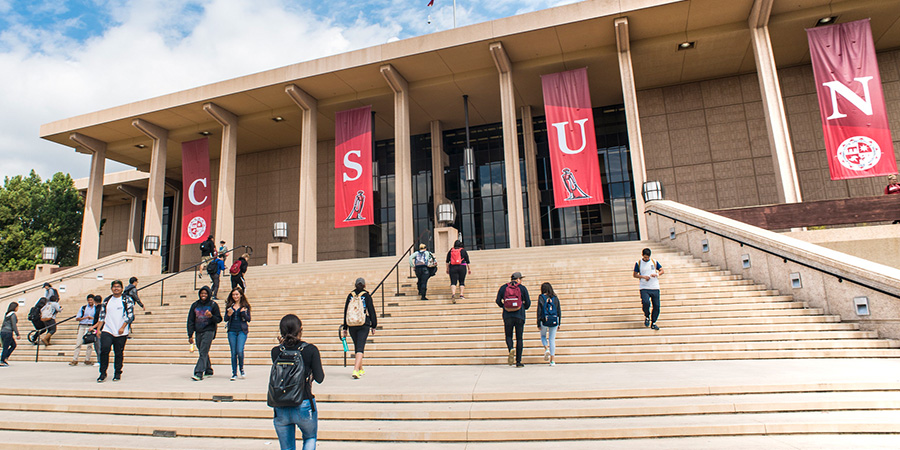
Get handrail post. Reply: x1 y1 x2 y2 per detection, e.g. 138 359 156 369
194 265 198 290
34 332 40 362
160 279 165 307
395 265 400 296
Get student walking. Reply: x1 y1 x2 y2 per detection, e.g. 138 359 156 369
536 282 562 366
269 314 325 450
633 248 665 330
341 278 377 379
188 286 222 381
123 277 144 310
495 272 531 367
1 302 20 366
224 288 251 381
70 295 98 366
39 295 62 346
27 298 47 344
199 235 216 276
445 240 471 303
208 255 226 299
230 253 249 293
409 244 435 300
93 280 136 382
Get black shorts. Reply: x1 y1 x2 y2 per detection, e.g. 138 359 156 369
449 265 467 286
347 326 370 354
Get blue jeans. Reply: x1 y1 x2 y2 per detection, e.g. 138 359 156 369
640 289 661 324
274 399 317 450
540 325 558 356
227 330 247 376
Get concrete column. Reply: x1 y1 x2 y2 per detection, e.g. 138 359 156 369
430 120 448 208
116 185 145 253
749 0 802 203
132 119 168 255
380 64 414 256
69 133 106 265
489 42 526 249
203 102 239 253
285 84 318 263
519 105 543 246
615 17 649 239
164 178 182 270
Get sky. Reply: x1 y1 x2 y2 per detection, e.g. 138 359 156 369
0 0 579 182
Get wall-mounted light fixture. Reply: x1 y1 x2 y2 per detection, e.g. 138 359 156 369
437 202 457 225
273 222 289 242
41 247 58 262
854 296 869 316
701 239 709 253
143 235 160 254
642 181 665 202
669 227 676 240
790 272 802 289
741 254 751 269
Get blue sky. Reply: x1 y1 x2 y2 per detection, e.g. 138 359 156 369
0 0 578 182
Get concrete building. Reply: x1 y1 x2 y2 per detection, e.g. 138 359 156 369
46 0 900 273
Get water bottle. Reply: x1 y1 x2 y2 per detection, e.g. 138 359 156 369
341 337 349 353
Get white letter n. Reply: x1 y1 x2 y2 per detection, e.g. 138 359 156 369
823 76 874 120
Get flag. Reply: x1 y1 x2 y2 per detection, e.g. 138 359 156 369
334 106 374 228
181 138 212 244
427 0 434 6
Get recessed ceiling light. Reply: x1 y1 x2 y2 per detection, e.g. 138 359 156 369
134 144 147 149
272 116 285 122
677 41 695 51
816 16 837 26
199 131 211 136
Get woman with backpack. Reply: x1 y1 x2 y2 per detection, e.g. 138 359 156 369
224 288 251 381
537 282 562 366
445 240 471 303
27 298 47 344
230 253 249 293
1 302 20 366
341 278 377 379
269 314 324 450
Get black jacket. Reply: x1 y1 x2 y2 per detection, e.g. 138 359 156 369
187 287 222 338
342 288 377 329
495 282 531 321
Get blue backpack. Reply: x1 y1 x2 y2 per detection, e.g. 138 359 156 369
540 295 559 327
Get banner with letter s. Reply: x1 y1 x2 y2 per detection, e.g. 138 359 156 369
181 138 212 245
541 67 604 208
807 18 896 180
334 105 374 228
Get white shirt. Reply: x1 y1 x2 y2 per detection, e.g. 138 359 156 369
102 296 129 337
636 259 662 290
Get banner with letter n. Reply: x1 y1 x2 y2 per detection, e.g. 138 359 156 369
334 105 374 228
807 18 896 180
181 138 212 245
541 67 604 208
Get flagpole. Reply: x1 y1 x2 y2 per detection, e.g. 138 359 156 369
453 0 457 28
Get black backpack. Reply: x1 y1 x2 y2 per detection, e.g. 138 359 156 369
200 241 211 254
28 305 41 322
267 343 310 408
206 260 218 275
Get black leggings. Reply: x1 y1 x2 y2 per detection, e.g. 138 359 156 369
348 326 370 354
449 265 467 286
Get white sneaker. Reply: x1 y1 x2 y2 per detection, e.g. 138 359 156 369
543 349 550 361
549 361 556 367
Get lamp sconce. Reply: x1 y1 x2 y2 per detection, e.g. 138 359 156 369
669 227 676 240
790 272 802 289
437 202 457 226
642 181 664 202
701 239 709 253
741 254 751 269
143 235 160 254
273 222 289 242
854 296 869 316
464 147 475 182
41 246 58 263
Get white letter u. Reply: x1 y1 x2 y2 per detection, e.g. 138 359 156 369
551 119 589 154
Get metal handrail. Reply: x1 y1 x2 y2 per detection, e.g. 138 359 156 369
648 209 900 300
139 245 253 306
371 229 431 318
28 314 77 362
0 257 134 302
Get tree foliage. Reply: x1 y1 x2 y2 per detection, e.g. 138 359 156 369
0 171 83 271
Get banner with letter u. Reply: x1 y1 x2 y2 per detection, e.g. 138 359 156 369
334 105 374 228
181 138 212 245
807 19 896 180
541 67 604 208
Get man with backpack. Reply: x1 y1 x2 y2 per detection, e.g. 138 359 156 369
409 244 435 300
187 286 222 381
123 277 144 310
495 272 531 368
27 298 47 344
207 255 226 299
39 295 62 346
70 295 98 366
633 247 665 331
199 235 216 278
92 280 136 382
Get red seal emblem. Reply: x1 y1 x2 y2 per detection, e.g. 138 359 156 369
837 136 881 171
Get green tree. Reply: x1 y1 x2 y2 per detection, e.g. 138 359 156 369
0 171 83 271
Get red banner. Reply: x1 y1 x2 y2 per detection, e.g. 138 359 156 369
181 138 212 245
807 19 896 180
541 68 604 208
334 106 374 228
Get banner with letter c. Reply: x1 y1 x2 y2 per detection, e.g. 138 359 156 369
334 105 374 228
807 19 896 180
181 138 212 245
541 67 604 208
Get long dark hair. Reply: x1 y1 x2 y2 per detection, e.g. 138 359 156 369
540 282 556 299
279 314 303 347
6 302 17 314
35 297 47 310
225 288 251 312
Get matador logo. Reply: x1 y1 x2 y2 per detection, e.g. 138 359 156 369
344 190 367 222
560 168 591 201
187 216 207 240
837 136 882 171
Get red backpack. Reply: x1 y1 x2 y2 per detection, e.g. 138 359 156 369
450 248 463 265
229 260 242 276
503 283 522 312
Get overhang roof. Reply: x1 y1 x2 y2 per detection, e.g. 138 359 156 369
40 0 900 175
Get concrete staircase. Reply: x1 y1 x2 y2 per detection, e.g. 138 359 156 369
3 241 900 448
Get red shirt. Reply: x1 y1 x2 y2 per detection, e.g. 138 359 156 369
885 183 900 195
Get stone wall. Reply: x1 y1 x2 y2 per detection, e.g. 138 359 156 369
98 203 130 259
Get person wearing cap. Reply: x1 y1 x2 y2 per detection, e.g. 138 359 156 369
885 175 900 195
495 272 531 367
36 283 58 306
218 240 229 264
409 243 436 300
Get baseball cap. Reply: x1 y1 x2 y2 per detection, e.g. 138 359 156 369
419 244 426 250
510 272 524 280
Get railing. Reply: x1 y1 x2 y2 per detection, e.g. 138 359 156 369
648 209 900 301
371 230 431 318
139 245 253 306
28 314 77 362
0 257 134 303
